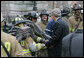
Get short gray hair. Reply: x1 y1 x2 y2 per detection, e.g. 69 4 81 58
51 8 61 17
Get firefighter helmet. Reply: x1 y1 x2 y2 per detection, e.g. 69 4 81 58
31 11 38 19
72 3 82 10
24 12 31 20
40 10 49 17
61 7 70 16
12 16 24 25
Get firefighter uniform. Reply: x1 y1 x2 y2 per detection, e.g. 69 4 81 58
68 15 83 32
68 3 83 32
1 12 29 57
19 36 33 57
1 30 29 57
12 17 46 57
37 10 49 57
18 23 47 57
38 21 47 32
36 21 48 57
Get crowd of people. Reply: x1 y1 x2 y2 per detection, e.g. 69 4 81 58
1 2 83 57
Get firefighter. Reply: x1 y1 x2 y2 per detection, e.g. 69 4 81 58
61 6 71 24
1 16 13 33
61 6 72 33
11 16 46 57
37 10 49 31
1 13 29 57
36 10 49 57
68 3 83 32
61 3 83 57
30 11 38 23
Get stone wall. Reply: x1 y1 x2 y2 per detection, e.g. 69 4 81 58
1 1 83 17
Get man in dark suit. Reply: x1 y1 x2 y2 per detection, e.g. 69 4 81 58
44 8 69 57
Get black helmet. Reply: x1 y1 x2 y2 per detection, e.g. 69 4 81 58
61 7 70 16
24 12 31 20
40 10 49 17
31 11 38 19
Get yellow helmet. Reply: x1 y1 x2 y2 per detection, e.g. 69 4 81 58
12 16 24 25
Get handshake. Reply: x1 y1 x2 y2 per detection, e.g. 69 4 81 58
40 39 49 49
29 39 49 52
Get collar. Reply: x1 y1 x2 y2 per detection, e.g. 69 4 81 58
55 17 60 22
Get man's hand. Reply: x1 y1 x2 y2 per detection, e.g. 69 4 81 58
45 39 49 43
36 43 46 50
41 43 47 49
41 43 45 48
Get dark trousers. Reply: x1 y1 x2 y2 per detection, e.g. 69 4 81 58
48 45 62 57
